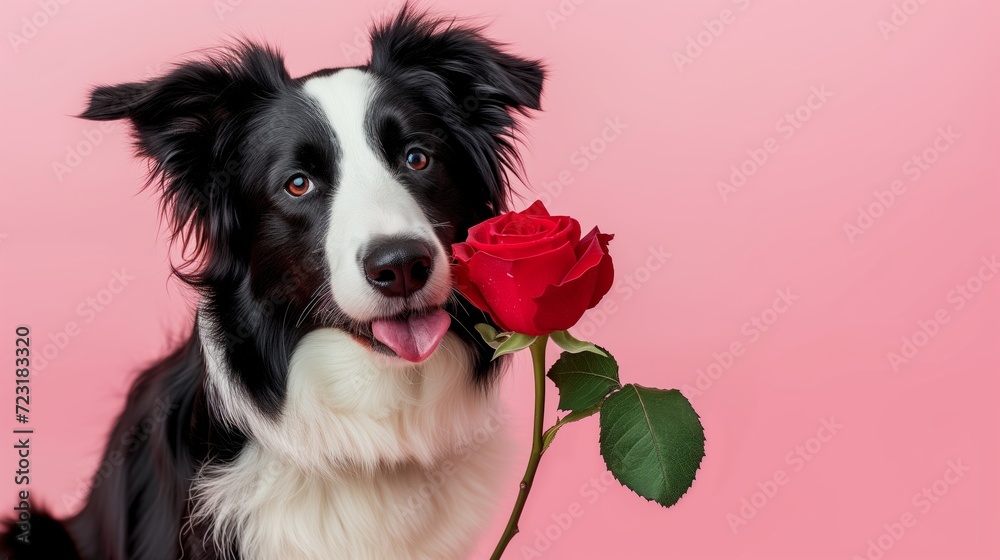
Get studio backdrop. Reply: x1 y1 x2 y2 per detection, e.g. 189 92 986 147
1 1 998 559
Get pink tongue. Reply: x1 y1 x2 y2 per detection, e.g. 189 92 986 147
372 309 451 362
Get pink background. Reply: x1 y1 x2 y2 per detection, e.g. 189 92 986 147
2 0 998 558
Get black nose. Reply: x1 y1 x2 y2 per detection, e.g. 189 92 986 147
362 238 434 298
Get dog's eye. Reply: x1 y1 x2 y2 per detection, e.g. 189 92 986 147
285 174 313 197
406 149 429 171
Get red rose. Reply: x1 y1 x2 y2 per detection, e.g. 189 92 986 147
451 200 614 336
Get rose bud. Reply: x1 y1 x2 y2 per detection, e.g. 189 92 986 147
451 200 614 336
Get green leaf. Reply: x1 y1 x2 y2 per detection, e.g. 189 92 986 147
550 330 608 357
546 349 620 411
474 323 511 349
599 384 705 507
541 402 602 454
491 333 537 360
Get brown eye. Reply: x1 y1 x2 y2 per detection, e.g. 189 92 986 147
286 174 313 197
406 149 429 171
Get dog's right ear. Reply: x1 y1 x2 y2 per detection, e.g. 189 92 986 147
79 44 288 278
80 61 237 181
79 82 148 121
80 44 287 188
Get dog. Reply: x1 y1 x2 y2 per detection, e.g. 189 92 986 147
2 7 544 559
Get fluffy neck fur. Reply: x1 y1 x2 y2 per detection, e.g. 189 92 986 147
192 319 510 559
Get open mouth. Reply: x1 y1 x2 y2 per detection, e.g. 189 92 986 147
347 306 452 363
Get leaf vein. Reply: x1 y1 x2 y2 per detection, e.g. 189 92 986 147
632 386 670 494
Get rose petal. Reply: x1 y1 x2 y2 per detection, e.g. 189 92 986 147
466 201 577 258
530 229 614 332
520 200 551 217
531 273 598 333
559 227 608 285
465 242 578 335
500 219 539 236
451 255 507 330
469 215 580 260
489 213 554 244
586 231 614 308
452 241 476 262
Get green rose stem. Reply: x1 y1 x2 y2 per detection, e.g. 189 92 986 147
490 335 549 560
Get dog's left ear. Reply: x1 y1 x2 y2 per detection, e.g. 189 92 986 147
369 7 545 212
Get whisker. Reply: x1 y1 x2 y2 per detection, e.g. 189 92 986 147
296 284 330 328
427 220 452 230
445 309 488 352
449 289 472 318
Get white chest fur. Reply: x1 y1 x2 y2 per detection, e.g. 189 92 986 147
193 327 508 559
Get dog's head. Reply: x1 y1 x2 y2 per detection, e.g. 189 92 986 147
82 9 543 377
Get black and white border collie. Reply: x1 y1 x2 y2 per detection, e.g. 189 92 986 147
2 7 544 559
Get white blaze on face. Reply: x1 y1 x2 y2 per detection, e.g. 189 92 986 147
303 69 450 320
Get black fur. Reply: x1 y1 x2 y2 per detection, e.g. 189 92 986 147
1 6 542 559
1 509 80 559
